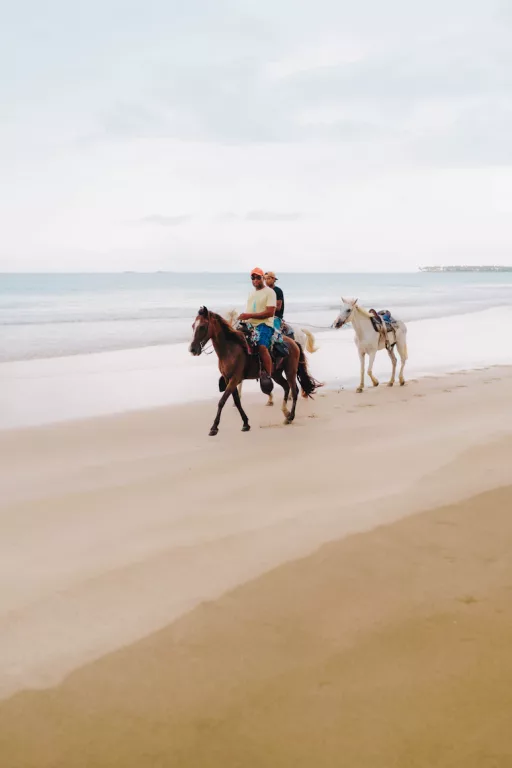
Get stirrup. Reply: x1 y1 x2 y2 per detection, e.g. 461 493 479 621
259 372 274 396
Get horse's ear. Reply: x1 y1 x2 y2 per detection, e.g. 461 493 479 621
199 306 208 317
341 296 346 304
354 298 358 306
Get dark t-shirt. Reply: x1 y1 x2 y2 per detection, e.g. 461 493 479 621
274 285 285 319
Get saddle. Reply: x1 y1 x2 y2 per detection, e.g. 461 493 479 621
281 321 295 340
369 309 397 335
238 323 289 361
369 309 398 349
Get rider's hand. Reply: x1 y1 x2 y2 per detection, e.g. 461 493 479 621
238 313 250 321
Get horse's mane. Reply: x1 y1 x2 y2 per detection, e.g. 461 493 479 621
211 312 250 352
355 305 373 319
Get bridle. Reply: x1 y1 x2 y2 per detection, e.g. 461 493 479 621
196 310 214 354
333 304 355 329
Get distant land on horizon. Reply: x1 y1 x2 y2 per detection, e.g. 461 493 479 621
419 265 512 273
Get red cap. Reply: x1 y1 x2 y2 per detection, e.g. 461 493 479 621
251 267 265 276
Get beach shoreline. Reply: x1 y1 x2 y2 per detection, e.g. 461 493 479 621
2 302 512 430
1 364 511 707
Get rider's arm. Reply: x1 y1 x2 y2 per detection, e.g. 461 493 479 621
239 306 275 321
275 299 283 312
249 306 276 320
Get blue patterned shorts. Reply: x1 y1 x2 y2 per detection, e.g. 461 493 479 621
254 324 274 348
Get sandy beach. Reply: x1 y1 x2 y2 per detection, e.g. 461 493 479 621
1 366 512 766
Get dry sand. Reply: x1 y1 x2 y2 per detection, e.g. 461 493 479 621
1 367 512 765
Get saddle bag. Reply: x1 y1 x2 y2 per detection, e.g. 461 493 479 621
272 339 289 358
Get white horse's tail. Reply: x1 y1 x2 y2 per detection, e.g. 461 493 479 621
301 328 319 354
395 321 408 360
225 308 239 327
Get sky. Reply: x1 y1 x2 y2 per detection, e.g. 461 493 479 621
2 0 512 272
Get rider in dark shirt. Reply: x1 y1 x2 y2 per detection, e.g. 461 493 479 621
264 271 284 330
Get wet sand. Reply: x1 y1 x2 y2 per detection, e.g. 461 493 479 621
2 483 512 767
1 367 512 766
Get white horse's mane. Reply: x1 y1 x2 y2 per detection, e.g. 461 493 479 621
354 305 373 319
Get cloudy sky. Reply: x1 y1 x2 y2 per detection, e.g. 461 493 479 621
2 0 512 272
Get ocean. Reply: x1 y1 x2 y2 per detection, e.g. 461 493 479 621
2 271 512 362
1 272 511 428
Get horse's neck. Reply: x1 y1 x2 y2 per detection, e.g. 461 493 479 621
351 307 376 342
211 330 229 357
211 324 244 359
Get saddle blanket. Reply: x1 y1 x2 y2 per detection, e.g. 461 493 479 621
239 323 289 358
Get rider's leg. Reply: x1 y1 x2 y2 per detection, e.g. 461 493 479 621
259 345 272 376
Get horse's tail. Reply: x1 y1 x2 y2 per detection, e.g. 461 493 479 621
296 343 323 398
225 308 239 327
301 328 319 354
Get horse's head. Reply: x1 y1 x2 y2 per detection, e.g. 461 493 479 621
189 306 211 356
332 297 358 329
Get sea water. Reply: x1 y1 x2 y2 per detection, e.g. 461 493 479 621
1 272 511 428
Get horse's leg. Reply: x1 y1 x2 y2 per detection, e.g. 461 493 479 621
282 352 299 424
399 357 406 386
394 330 408 386
233 380 242 407
398 343 407 385
232 387 250 432
367 349 379 387
387 346 397 386
285 368 299 424
209 379 239 436
272 370 291 421
267 392 274 407
356 350 366 393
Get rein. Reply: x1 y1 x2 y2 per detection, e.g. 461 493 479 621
199 312 214 355
298 322 334 330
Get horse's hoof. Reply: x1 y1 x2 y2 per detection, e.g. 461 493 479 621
372 381 379 387
266 401 274 407
387 382 394 387
209 428 218 437
400 381 405 387
356 387 363 394
242 424 251 432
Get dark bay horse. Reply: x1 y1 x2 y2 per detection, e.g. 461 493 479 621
189 307 319 436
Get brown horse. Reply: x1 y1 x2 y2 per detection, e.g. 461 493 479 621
189 307 318 436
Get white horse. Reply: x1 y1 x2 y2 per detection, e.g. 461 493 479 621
333 297 408 393
224 309 318 406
